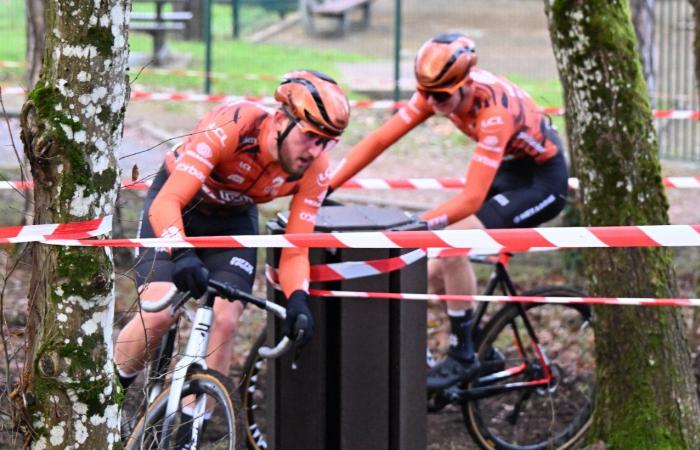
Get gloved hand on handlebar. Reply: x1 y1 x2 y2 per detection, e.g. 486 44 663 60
411 212 447 230
284 290 314 347
172 249 210 298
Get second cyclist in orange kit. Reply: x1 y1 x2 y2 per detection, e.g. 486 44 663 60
330 34 569 391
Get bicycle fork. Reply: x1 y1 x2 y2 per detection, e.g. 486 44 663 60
160 304 213 449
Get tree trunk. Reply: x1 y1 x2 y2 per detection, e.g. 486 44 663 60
629 0 656 102
692 0 700 94
24 0 45 89
16 0 130 447
22 0 46 227
545 1 700 448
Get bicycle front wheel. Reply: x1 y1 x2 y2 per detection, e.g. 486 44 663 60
125 369 246 450
464 286 595 450
239 330 269 450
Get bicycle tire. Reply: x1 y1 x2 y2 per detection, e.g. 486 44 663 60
239 330 269 450
464 286 595 450
125 368 246 450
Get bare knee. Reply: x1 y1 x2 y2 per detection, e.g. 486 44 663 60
440 255 470 273
211 300 244 336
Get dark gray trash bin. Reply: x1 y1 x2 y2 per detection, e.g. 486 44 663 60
265 205 427 450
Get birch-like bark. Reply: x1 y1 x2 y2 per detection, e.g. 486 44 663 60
17 0 130 447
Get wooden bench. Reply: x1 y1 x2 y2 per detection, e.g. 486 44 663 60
302 0 373 36
130 0 192 65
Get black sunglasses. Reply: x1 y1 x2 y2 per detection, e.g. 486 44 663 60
420 90 453 103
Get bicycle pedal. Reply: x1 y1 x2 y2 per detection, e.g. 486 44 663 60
444 386 463 403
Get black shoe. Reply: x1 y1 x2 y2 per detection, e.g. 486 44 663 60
427 354 480 392
480 347 506 376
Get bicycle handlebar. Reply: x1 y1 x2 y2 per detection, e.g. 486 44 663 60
139 285 189 313
137 279 304 360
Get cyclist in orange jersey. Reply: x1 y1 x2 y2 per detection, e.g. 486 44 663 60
115 71 350 415
330 34 569 391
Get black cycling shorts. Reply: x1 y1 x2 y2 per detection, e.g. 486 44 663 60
475 128 569 229
133 167 258 293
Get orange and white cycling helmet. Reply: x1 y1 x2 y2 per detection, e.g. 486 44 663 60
275 70 350 141
415 33 477 94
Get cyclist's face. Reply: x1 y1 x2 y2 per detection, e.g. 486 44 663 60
279 119 337 177
421 85 471 116
424 89 460 115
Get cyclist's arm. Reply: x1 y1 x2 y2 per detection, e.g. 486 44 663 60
329 92 433 190
421 110 512 228
148 110 238 239
278 155 331 297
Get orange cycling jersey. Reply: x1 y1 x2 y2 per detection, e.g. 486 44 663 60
330 68 560 227
150 101 330 296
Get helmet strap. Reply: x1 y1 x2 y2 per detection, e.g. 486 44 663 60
276 108 297 154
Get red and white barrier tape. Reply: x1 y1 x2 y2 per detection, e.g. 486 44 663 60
339 176 700 190
266 249 426 282
3 177 700 192
308 289 700 307
0 180 153 191
0 216 112 244
3 86 700 119
37 223 700 250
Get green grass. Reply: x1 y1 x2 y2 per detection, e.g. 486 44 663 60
0 0 373 95
129 38 372 96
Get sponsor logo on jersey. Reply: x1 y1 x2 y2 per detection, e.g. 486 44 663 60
304 198 322 208
196 142 213 158
264 176 286 196
481 116 504 128
316 167 332 186
227 174 245 184
175 163 206 182
516 131 546 154
206 122 228 146
160 226 183 239
472 154 500 169
478 135 501 153
240 136 257 146
239 161 252 172
219 190 252 205
229 256 254 275
298 211 316 223
156 227 182 253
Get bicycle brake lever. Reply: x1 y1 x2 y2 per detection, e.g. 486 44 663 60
290 330 305 370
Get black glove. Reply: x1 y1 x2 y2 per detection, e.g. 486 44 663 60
283 290 314 347
172 249 210 298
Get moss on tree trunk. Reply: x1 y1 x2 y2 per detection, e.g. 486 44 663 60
17 0 130 447
545 1 700 448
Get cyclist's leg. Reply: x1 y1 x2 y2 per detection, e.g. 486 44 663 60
115 281 180 377
427 215 482 391
115 165 177 384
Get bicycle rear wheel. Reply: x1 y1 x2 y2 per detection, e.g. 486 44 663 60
464 286 595 450
125 369 246 450
239 331 269 450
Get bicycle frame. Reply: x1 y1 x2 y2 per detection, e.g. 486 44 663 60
158 291 216 449
453 253 554 401
134 281 294 450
